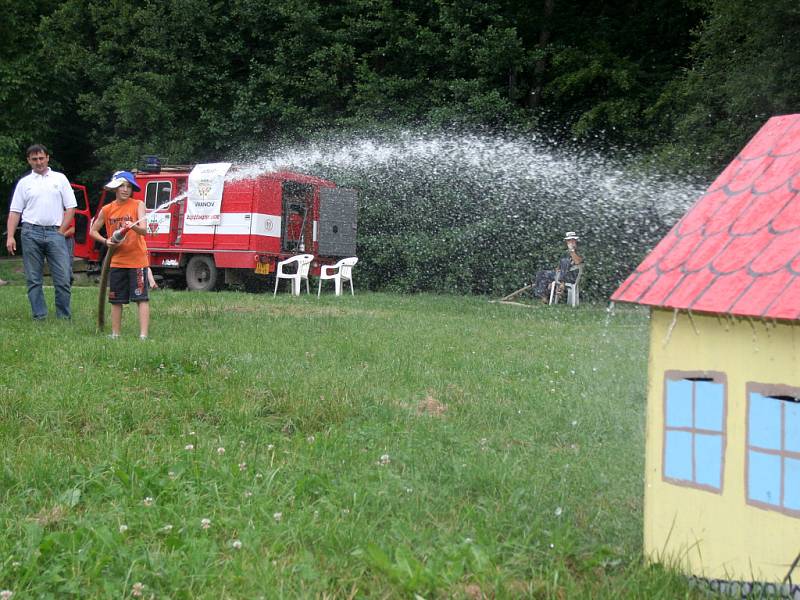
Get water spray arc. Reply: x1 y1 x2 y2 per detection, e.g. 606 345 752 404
236 130 706 297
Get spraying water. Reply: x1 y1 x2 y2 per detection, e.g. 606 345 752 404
231 129 707 298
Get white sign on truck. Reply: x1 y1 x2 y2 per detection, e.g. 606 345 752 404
185 162 232 226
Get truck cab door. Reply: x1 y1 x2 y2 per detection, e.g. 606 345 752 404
70 184 97 261
143 178 184 246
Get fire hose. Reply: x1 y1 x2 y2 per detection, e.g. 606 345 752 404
96 226 128 331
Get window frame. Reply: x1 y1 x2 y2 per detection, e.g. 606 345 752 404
745 382 800 517
662 370 728 494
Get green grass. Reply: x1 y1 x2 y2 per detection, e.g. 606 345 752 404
0 274 698 598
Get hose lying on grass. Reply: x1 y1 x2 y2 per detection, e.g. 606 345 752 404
96 245 118 332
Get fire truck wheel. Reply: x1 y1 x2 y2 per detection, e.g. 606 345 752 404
186 255 219 291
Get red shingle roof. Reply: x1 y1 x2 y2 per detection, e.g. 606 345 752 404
612 114 800 321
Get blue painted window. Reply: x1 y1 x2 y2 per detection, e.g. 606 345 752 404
747 388 800 515
663 375 726 492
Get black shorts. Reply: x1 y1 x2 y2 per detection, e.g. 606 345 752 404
109 267 149 304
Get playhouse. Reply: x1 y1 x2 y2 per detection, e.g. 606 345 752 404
612 114 800 585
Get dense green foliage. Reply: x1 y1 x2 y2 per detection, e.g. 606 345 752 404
0 283 700 597
1 0 701 181
650 0 800 168
2 0 799 294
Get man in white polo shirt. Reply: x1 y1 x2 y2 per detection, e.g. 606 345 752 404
6 144 77 320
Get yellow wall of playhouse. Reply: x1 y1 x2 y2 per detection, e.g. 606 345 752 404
645 308 800 581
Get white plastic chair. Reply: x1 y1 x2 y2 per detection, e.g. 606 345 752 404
317 257 358 297
549 263 584 307
273 254 314 296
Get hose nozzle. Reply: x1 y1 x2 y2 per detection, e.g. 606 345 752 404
110 226 130 243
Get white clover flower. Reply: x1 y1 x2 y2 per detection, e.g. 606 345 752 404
185 444 194 451
554 507 563 517
161 524 173 533
244 490 253 498
217 447 226 455
267 444 275 451
378 454 390 465
119 524 128 533
231 539 243 550
11 562 21 569
273 512 282 522
201 518 211 530
571 420 578 427
168 471 177 480
464 537 473 544
255 472 263 479
188 431 196 436
239 462 247 471
143 497 154 507
405 487 413 494
132 582 144 597
239 440 246 448
307 435 315 443
341 508 350 515
1 590 14 600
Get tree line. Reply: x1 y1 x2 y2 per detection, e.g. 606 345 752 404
2 0 798 293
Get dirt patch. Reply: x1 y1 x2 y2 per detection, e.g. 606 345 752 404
416 394 448 417
31 504 67 527
464 583 485 599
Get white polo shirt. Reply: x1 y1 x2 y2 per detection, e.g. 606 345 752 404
10 168 78 226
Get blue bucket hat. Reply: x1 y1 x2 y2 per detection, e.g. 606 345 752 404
104 170 141 192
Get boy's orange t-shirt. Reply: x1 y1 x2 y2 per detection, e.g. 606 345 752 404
101 198 149 268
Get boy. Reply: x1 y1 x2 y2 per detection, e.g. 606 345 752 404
90 170 150 338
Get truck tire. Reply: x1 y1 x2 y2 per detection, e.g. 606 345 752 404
186 255 218 291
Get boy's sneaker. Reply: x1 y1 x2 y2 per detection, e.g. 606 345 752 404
108 333 120 339
139 335 148 340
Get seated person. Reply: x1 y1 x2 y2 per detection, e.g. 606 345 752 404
533 231 583 302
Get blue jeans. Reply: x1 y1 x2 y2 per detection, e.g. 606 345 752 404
21 224 72 319
65 236 75 282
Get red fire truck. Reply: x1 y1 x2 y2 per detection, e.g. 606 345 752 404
72 163 357 291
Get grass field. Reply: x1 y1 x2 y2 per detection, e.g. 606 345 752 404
0 270 698 598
